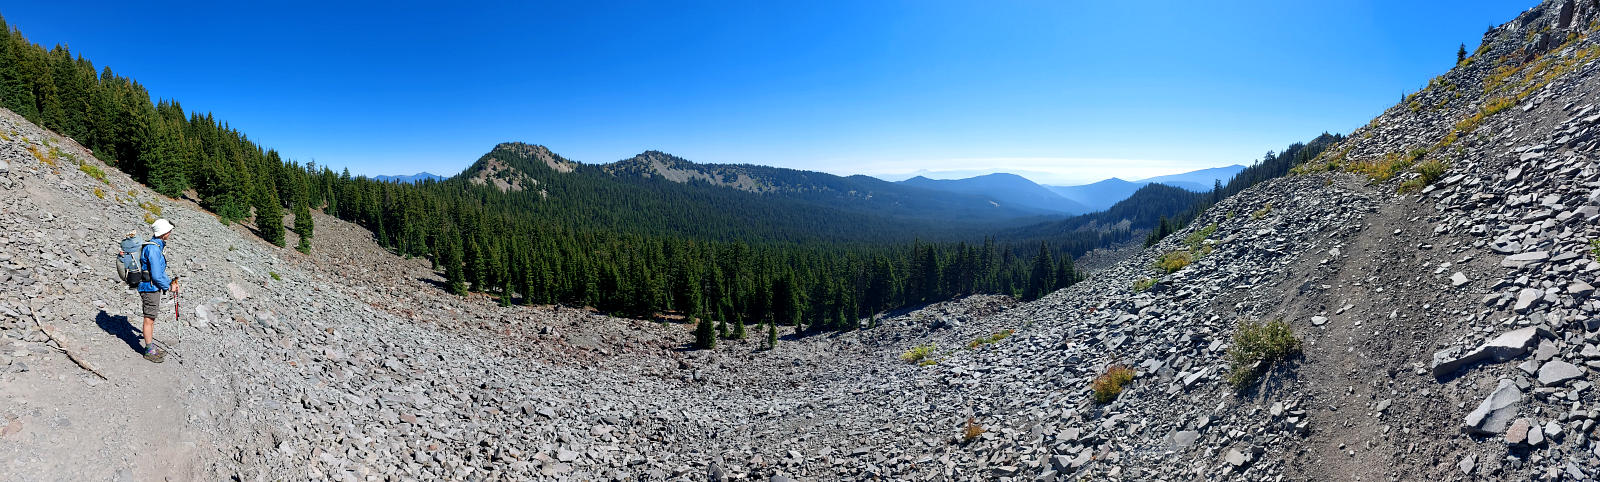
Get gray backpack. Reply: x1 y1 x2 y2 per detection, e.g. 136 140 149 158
116 237 155 288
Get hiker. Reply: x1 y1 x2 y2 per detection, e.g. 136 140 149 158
136 219 179 363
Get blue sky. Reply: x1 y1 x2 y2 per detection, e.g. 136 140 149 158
1 1 1535 184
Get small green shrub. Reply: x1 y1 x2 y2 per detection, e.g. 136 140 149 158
968 329 1014 349
900 343 936 364
269 271 281 281
1182 223 1218 255
1589 239 1600 262
1132 278 1156 292
1251 203 1272 220
1226 319 1302 390
1091 365 1136 404
1154 250 1192 274
78 161 109 184
1399 159 1447 193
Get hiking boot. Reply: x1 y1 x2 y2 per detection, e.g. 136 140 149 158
143 346 166 363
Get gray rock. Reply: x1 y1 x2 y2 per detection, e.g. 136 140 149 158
1459 454 1476 475
1537 360 1584 385
1514 288 1543 313
1169 430 1199 450
1501 251 1549 268
1464 379 1523 434
1431 326 1549 377
1536 340 1559 361
1570 281 1595 297
1528 423 1545 446
1451 272 1470 287
1224 448 1248 467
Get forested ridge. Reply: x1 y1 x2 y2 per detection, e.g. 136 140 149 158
0 15 1313 347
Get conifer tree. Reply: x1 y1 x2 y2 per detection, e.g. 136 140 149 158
765 318 777 350
293 198 314 254
257 186 286 247
1457 43 1467 63
1025 242 1053 300
441 237 467 296
694 315 716 350
732 315 747 339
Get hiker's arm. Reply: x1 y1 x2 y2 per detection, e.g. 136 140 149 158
146 245 172 291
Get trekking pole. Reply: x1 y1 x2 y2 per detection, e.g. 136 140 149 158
173 277 181 325
162 277 184 364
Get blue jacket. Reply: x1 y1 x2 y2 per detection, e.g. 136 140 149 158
137 239 172 293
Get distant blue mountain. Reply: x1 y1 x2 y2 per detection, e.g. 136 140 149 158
900 173 1091 215
1136 165 1245 192
1047 165 1244 212
373 172 445 184
1045 178 1144 213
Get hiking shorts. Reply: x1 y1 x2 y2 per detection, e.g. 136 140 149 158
140 291 163 319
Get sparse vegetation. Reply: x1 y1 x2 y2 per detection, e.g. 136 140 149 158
1589 239 1600 262
961 417 985 442
1226 319 1302 390
78 160 109 184
1398 159 1447 193
25 143 52 166
1132 278 1157 292
1154 250 1192 274
1251 203 1272 220
900 343 936 364
968 329 1013 349
1181 223 1218 255
1151 222 1217 275
92 188 104 199
269 271 281 281
1091 365 1136 404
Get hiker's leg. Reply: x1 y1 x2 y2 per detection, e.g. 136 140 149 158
142 316 154 348
139 291 160 349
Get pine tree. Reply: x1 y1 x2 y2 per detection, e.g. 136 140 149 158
765 318 777 350
772 271 801 328
732 315 747 339
293 198 314 254
441 236 467 296
1054 254 1078 291
256 186 286 247
694 315 716 350
1024 242 1054 300
1457 43 1468 64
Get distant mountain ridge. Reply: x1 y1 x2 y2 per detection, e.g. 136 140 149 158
1047 164 1244 211
373 172 445 184
438 142 1064 244
890 165 1243 214
901 173 1091 214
